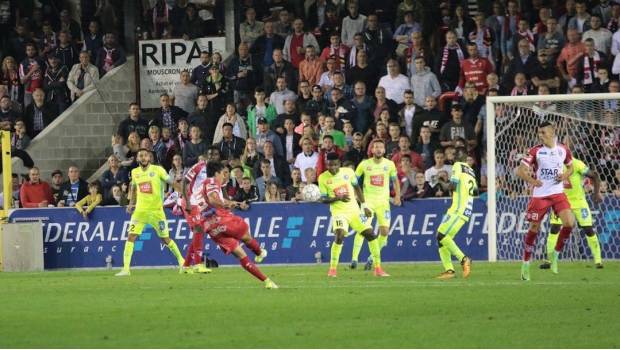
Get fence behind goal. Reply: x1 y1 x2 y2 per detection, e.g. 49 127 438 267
486 93 620 262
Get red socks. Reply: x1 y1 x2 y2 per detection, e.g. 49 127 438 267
554 226 573 252
523 230 538 262
183 244 194 267
245 238 262 256
240 256 267 281
192 232 204 265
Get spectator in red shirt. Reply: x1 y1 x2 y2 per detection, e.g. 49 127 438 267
315 134 345 175
20 166 54 208
557 28 587 87
391 135 425 172
458 42 494 95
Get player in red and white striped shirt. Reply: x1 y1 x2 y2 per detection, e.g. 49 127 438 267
516 122 576 280
185 162 277 289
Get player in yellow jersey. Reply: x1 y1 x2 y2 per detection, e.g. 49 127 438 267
540 157 604 270
318 153 389 277
435 147 475 279
351 140 401 270
115 149 185 276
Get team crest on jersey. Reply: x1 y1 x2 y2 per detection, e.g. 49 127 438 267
367 166 372 171
149 172 155 177
326 180 332 184
383 166 388 171
343 175 349 180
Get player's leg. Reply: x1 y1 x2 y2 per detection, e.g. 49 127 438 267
230 243 278 288
153 211 185 269
239 229 268 263
541 211 562 269
184 224 210 274
550 202 576 274
116 217 144 276
436 214 470 278
350 232 365 269
576 206 603 268
359 227 389 277
522 197 551 280
582 226 603 268
375 205 391 250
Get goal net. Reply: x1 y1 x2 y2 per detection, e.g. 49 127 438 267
486 93 620 262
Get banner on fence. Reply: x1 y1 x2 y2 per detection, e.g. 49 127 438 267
138 37 226 108
9 200 491 269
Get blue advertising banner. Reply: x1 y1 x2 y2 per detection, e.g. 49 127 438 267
8 199 489 269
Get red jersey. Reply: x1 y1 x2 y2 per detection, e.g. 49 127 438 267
521 143 573 198
200 177 230 216
458 57 494 94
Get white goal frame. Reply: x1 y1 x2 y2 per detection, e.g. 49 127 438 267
485 92 620 261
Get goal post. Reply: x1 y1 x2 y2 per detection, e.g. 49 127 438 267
0 130 11 222
486 93 620 262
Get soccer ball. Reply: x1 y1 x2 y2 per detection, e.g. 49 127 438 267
302 184 322 202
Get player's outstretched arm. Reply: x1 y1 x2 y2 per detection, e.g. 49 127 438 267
126 183 137 214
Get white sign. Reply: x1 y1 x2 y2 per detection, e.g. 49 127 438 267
138 37 227 108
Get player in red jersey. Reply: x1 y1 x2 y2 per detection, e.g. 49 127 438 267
516 122 575 280
184 161 277 289
180 147 220 273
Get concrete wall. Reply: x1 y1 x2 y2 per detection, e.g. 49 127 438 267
19 57 136 180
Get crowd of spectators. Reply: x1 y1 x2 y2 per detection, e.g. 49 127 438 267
7 0 620 211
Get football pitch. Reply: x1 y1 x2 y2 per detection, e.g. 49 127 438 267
0 262 619 348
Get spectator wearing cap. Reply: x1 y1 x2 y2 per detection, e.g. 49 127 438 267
255 117 284 157
304 84 328 119
299 45 324 86
227 42 260 112
439 104 476 149
215 122 246 161
247 87 277 138
95 33 126 77
67 51 99 101
23 88 57 139
283 18 320 69
294 136 319 182
172 70 199 114
531 49 562 94
269 76 297 115
117 102 149 142
251 20 285 69
54 30 79 71
213 103 248 144
43 53 70 114
19 166 54 208
378 59 410 105
263 48 297 95
50 169 64 204
239 7 264 48
320 33 349 71
410 57 441 107
57 165 88 207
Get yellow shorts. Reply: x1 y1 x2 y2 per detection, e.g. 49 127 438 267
437 213 467 237
366 202 391 228
129 209 170 238
549 206 593 227
332 210 372 234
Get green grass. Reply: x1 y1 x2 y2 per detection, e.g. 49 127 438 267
0 262 619 348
